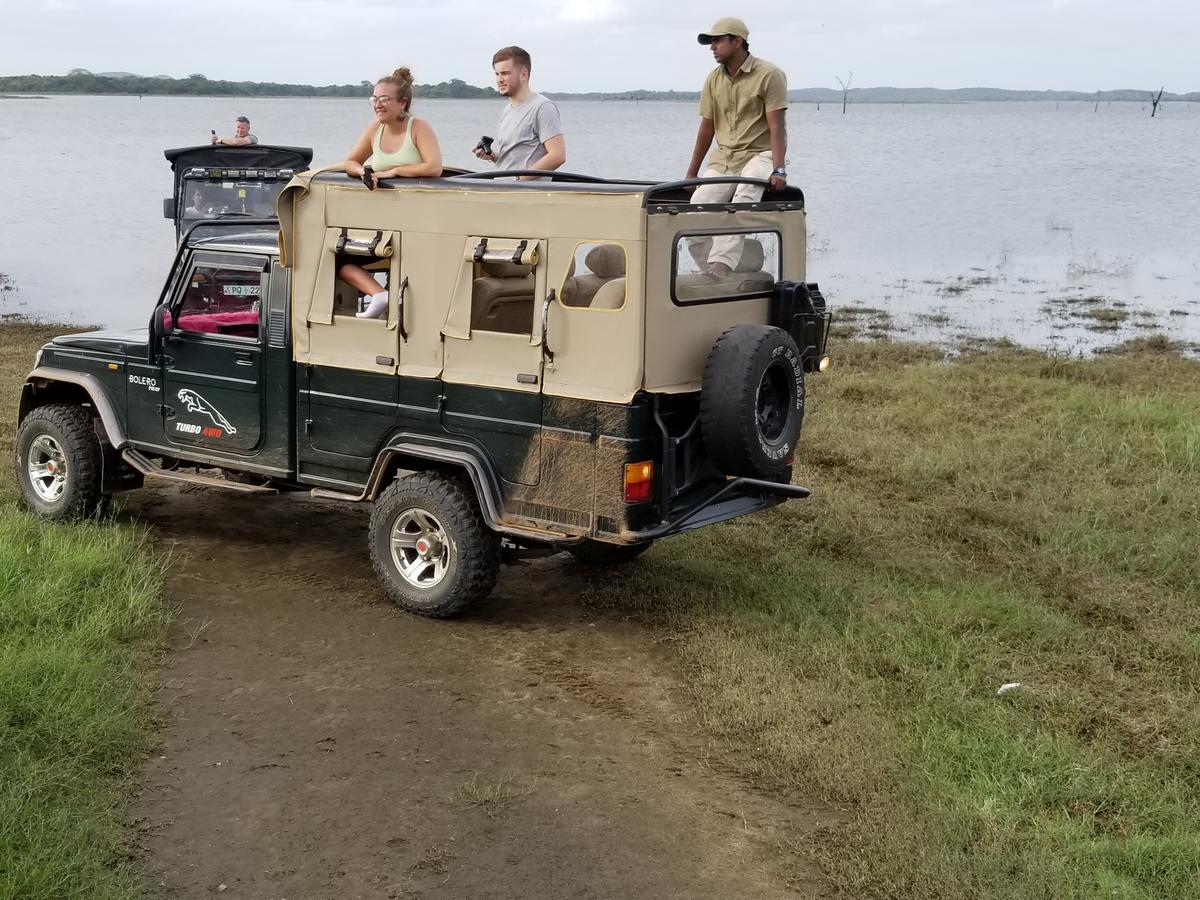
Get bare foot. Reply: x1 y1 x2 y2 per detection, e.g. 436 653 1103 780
705 262 732 279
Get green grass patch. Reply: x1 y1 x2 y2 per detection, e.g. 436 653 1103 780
1 322 168 899
584 340 1200 899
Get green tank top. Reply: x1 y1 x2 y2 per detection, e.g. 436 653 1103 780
368 120 423 168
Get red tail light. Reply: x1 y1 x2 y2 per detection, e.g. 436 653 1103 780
624 461 653 503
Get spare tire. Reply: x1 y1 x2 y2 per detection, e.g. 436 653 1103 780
700 325 805 479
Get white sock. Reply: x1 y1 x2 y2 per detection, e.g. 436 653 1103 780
356 290 388 319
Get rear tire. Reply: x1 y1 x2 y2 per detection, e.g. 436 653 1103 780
568 539 654 566
14 404 107 520
700 325 805 479
369 472 500 618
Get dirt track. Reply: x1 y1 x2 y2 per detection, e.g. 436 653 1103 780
129 484 833 899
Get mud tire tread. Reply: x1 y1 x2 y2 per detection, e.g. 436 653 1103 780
699 324 805 479
369 472 500 618
14 403 106 521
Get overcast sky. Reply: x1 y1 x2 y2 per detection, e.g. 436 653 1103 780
1 0 1195 92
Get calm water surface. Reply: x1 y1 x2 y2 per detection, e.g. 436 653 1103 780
1 96 1197 351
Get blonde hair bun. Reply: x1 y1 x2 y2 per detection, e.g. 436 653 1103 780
391 67 414 87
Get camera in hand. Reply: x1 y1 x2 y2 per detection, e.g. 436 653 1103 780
475 135 494 156
361 164 376 191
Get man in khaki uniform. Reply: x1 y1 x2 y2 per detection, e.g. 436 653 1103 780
685 16 789 277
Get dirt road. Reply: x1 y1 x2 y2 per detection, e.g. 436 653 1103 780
129 485 833 899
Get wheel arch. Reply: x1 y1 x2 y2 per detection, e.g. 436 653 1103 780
19 368 128 448
363 439 576 545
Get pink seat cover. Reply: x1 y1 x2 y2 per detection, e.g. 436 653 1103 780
177 310 259 334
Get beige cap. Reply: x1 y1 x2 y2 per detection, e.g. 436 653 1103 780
698 16 750 44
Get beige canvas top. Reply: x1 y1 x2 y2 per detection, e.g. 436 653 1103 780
277 169 807 402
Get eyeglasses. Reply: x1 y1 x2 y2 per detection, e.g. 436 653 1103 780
369 96 395 105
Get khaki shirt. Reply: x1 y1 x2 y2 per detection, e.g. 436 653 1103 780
699 55 788 170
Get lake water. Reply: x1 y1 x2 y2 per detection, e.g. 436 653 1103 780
1 95 1197 352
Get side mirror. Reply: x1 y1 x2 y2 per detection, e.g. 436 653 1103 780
163 197 176 219
148 305 173 364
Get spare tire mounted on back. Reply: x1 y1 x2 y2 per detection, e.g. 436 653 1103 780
700 324 805 479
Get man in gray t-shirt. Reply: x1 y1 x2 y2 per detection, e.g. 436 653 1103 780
473 46 566 180
212 115 259 146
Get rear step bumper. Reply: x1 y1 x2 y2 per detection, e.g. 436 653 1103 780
625 476 809 541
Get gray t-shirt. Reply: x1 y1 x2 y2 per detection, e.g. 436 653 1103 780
494 93 563 172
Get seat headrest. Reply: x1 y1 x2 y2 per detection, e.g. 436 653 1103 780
735 238 765 272
590 277 626 310
584 244 626 278
480 259 532 278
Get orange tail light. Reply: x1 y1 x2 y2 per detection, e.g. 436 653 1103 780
624 461 654 503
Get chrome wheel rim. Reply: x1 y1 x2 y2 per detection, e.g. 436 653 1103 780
389 508 451 590
27 434 68 503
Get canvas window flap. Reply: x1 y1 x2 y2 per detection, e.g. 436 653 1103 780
306 228 342 325
334 227 395 257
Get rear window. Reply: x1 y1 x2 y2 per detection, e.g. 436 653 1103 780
672 230 780 305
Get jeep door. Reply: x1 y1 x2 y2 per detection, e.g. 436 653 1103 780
440 237 547 486
159 251 268 454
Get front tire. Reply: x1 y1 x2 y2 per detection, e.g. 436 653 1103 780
369 472 500 618
14 404 107 520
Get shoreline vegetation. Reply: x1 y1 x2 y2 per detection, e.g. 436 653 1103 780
2 318 1198 898
0 71 1197 103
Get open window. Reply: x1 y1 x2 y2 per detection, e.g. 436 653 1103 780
176 262 262 339
443 237 542 340
559 242 627 311
468 238 539 335
672 230 781 305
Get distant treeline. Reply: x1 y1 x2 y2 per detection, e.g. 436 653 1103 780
0 71 1195 103
0 70 498 99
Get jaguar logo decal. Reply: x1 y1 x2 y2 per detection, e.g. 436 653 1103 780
177 389 238 435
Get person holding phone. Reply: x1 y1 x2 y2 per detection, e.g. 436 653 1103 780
340 66 443 318
211 116 259 146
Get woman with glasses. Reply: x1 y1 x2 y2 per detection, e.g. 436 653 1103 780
340 67 443 317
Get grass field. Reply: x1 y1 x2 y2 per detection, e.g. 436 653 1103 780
3 320 1198 898
587 337 1200 899
1 322 168 899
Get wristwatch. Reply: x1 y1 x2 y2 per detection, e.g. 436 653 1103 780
771 168 787 179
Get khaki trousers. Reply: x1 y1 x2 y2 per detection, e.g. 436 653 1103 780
689 151 775 270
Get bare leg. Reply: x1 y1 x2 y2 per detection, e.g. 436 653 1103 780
338 263 383 296
338 263 389 319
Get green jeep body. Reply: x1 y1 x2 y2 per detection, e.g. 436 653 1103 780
15 152 830 617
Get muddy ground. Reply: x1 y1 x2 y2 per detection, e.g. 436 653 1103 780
128 484 836 899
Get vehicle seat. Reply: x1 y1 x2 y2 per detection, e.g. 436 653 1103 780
472 259 534 333
561 245 626 308
590 277 626 310
674 238 774 300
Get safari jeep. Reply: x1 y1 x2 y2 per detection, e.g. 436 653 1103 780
15 164 831 617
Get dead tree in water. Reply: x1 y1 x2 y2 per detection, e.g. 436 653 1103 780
1150 86 1165 117
835 71 853 114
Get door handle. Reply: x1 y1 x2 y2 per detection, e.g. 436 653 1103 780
235 350 254 366
539 289 555 364
161 354 175 368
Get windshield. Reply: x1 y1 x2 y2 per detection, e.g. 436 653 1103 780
181 177 285 220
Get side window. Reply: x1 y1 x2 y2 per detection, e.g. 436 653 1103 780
176 265 262 339
470 240 538 335
672 230 780 304
559 243 627 311
330 229 395 319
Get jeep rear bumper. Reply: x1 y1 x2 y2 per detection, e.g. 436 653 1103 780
623 476 810 541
